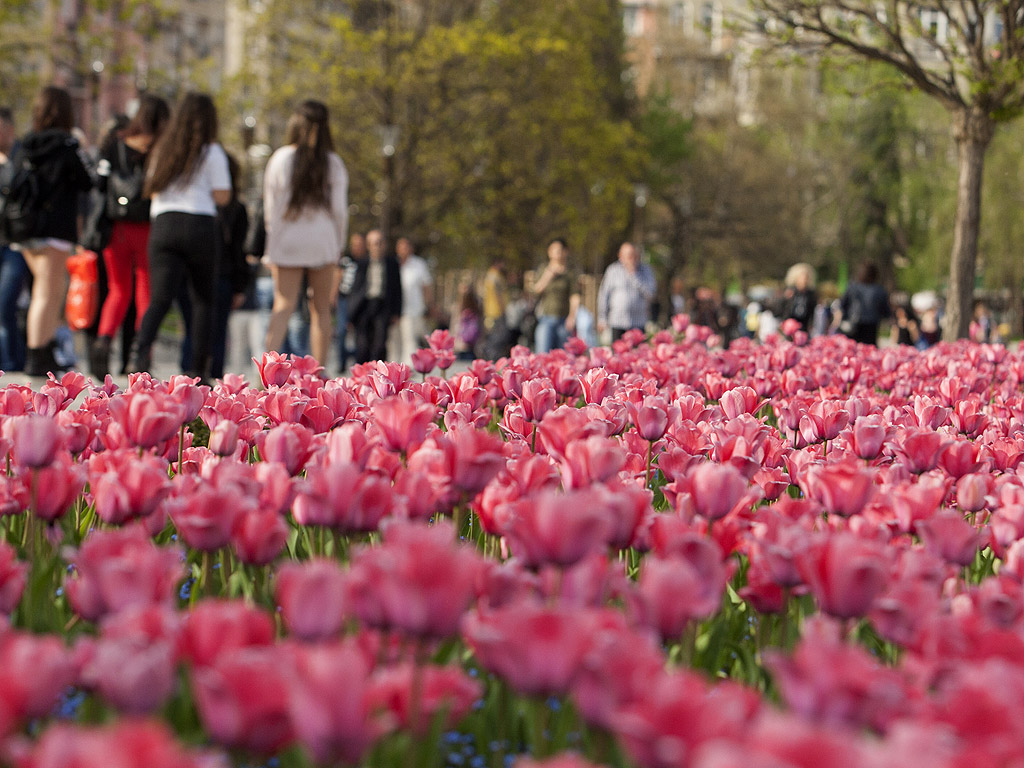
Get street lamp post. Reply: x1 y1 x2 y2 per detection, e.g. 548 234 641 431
633 183 649 253
377 124 398 243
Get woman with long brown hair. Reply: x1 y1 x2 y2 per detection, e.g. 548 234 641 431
89 93 170 379
11 86 93 376
128 91 231 380
263 99 348 366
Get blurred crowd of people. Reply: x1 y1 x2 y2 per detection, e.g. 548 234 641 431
0 86 1013 383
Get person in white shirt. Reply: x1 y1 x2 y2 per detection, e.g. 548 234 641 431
391 236 433 363
129 92 231 380
597 242 656 342
263 100 349 367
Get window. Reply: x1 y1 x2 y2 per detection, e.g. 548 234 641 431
623 6 642 36
669 1 686 27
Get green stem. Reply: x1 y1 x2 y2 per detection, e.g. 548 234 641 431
177 424 186 474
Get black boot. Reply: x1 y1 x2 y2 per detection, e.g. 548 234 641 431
127 342 151 374
25 342 62 377
89 336 112 380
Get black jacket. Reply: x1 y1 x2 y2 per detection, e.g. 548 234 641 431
19 129 93 243
349 255 402 321
217 198 252 295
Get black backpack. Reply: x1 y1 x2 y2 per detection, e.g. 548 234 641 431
0 150 44 244
106 142 146 221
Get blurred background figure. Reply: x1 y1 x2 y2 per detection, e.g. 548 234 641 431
531 237 578 354
890 302 920 347
452 279 481 361
13 86 94 376
834 262 890 345
391 236 432 363
263 99 349 367
334 231 365 374
783 262 817 334
209 152 250 380
349 229 401 363
0 106 28 373
597 241 655 342
131 91 231 380
89 94 170 380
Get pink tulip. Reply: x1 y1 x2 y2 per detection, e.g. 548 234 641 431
77 634 176 714
0 629 78 722
177 599 275 669
804 460 876 517
192 646 295 755
720 386 764 419
611 670 759 768
293 463 393 532
502 487 615 569
366 663 482 735
796 532 890 620
256 350 294 387
287 641 380 765
571 623 665 729
636 545 730 640
17 720 214 768
208 420 239 456
848 414 888 460
347 520 482 639
230 505 288 566
462 604 621 697
256 422 317 476
766 616 917 733
0 543 26 614
276 559 349 642
64 528 184 622
88 450 170 525
519 378 557 422
917 510 988 567
167 485 249 552
956 473 989 513
628 394 672 441
371 397 436 454
9 413 63 468
895 428 949 474
108 391 186 449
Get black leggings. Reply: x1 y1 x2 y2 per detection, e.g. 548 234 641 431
135 212 220 378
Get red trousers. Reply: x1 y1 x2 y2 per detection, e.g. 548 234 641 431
98 220 151 338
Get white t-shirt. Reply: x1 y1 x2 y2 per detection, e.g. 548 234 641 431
150 143 231 218
400 255 432 318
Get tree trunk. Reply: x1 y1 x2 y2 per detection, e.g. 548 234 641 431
943 108 994 341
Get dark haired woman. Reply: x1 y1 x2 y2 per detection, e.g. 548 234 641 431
89 94 170 379
129 92 231 380
835 262 891 345
13 86 93 375
263 99 348 366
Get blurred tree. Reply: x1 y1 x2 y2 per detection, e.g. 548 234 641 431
242 0 640 274
752 0 1024 338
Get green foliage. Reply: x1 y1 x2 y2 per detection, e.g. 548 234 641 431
238 0 640 273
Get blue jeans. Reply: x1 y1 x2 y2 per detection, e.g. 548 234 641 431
0 247 28 371
534 314 567 354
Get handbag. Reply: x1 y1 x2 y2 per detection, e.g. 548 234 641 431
66 250 100 330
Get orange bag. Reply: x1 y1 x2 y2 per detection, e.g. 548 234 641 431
66 249 100 331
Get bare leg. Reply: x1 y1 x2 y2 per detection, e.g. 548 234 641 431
265 265 303 354
307 264 337 366
22 246 69 348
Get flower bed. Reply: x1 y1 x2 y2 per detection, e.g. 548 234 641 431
0 323 1022 767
